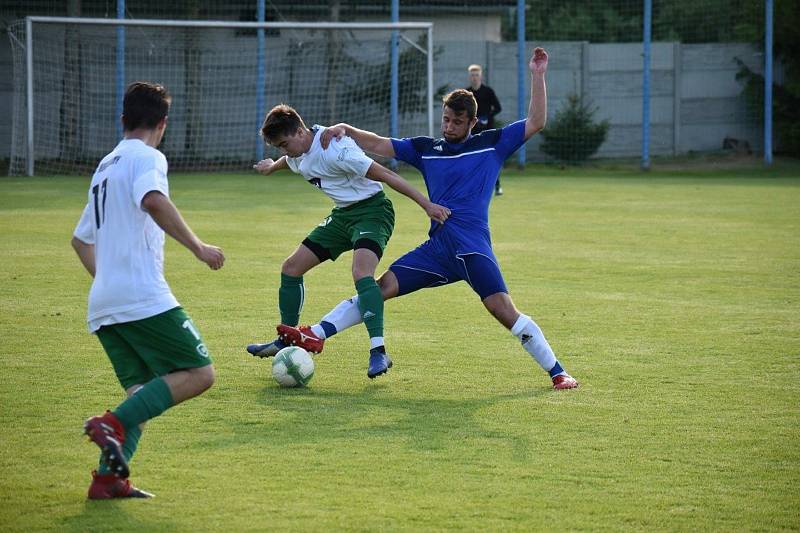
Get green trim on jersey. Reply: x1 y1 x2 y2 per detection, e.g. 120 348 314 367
96 307 212 389
306 191 395 261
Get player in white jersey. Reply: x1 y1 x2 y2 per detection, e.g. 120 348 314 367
246 104 450 379
71 82 225 499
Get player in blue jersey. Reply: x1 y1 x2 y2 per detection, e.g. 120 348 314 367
275 48 577 389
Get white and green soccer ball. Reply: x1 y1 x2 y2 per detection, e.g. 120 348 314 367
272 346 315 387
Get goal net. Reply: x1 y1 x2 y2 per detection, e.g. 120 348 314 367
8 18 433 176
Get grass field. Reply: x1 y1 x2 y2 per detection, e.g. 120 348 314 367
1 162 799 531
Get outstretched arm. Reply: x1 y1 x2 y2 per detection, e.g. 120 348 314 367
321 124 396 159
141 191 225 270
524 47 548 140
365 162 450 224
253 156 289 175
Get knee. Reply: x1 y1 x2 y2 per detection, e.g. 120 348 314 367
352 266 374 282
193 364 215 394
483 294 518 326
281 257 301 277
484 300 504 320
377 273 398 300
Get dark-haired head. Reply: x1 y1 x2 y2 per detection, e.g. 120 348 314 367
122 82 171 132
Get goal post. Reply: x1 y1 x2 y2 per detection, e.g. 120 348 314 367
10 17 434 176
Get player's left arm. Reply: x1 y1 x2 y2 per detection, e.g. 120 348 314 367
524 47 548 141
71 236 96 277
142 191 225 270
365 162 450 224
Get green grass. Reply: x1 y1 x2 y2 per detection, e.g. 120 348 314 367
1 163 799 531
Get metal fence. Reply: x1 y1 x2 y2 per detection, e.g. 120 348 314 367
1 0 772 174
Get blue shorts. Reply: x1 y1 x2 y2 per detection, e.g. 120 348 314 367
388 236 508 300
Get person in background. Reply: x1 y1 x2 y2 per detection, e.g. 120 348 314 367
466 63 504 195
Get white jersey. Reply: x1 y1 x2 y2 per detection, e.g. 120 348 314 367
285 125 382 208
73 139 179 332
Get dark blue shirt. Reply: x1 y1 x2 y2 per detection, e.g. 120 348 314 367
391 120 527 251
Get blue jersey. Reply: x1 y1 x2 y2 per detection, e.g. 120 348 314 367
391 119 527 253
388 120 527 299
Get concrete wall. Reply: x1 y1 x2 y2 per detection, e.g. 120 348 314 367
438 41 763 160
1 22 763 172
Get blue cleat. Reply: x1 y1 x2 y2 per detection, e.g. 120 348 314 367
367 348 393 379
246 338 287 358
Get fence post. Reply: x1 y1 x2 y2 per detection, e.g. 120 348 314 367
116 0 125 142
641 0 651 170
581 41 589 101
516 0 525 169
256 0 265 162
673 42 681 156
389 0 399 169
764 0 773 165
25 17 34 177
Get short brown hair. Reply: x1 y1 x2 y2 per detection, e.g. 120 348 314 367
443 89 477 121
261 104 307 142
122 82 171 131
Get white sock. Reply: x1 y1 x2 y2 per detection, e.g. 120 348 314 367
318 296 363 336
369 337 384 350
511 314 557 372
310 324 326 339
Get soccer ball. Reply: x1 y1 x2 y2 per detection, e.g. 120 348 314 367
272 346 315 387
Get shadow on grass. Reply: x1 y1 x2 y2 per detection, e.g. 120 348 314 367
60 501 177 531
202 384 551 454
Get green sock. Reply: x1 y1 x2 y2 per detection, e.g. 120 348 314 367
279 273 304 326
355 276 384 338
113 377 174 431
97 424 141 475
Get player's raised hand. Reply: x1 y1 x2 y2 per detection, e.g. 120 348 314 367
195 243 225 270
424 202 451 224
529 47 548 75
253 158 278 175
321 124 348 149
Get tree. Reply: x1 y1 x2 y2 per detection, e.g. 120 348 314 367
341 36 448 116
539 94 609 163
502 0 761 44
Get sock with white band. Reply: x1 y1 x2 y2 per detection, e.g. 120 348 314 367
511 313 563 376
311 296 363 339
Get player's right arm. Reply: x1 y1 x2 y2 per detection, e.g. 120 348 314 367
71 236 96 277
253 156 289 175
321 124 396 159
72 202 96 277
365 162 450 224
141 191 225 270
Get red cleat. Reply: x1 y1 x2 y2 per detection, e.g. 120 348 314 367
88 471 154 499
552 374 578 390
276 324 325 354
84 411 129 479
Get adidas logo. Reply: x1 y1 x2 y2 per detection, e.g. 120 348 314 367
520 334 532 345
433 145 443 152
362 311 376 320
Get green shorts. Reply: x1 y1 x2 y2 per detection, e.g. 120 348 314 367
305 191 395 262
95 307 212 390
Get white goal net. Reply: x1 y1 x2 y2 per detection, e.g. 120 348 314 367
8 17 434 176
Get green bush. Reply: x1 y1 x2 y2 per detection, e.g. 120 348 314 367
540 94 609 162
